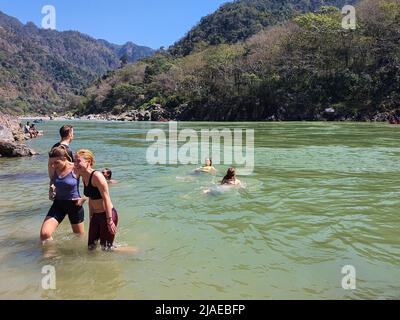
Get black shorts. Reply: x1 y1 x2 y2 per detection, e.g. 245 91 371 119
47 200 84 225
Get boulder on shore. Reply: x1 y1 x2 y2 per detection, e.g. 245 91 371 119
0 141 37 157
0 112 37 157
0 123 14 142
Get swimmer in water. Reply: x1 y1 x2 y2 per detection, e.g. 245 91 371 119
203 167 242 195
195 158 217 175
102 168 118 184
221 167 241 186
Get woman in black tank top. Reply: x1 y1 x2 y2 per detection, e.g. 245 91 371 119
74 149 118 250
84 171 103 200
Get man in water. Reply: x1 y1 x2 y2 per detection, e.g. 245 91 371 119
51 125 74 161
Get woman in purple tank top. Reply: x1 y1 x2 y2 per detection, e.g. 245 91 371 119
40 146 86 243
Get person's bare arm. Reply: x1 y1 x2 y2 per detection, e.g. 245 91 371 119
71 170 88 207
48 158 56 180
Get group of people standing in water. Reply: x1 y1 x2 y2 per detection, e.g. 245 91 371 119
40 125 119 251
39 125 242 251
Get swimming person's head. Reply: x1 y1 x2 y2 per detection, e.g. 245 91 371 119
74 149 95 173
102 168 112 181
60 125 74 142
223 167 236 180
205 158 212 167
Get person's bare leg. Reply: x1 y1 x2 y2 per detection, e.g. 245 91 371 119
40 217 59 243
71 222 85 236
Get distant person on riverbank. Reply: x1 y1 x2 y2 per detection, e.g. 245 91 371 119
24 122 30 134
102 168 118 184
221 168 241 186
389 114 400 125
24 122 33 138
29 124 39 138
40 146 85 244
195 158 217 175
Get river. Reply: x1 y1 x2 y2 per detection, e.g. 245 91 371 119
0 120 399 299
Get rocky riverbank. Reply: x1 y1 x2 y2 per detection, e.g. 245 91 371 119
0 112 37 157
80 104 171 122
17 105 398 123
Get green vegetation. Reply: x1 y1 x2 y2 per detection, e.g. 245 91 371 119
0 12 154 114
169 0 358 56
77 0 399 121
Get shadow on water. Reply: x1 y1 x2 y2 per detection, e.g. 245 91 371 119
0 172 47 181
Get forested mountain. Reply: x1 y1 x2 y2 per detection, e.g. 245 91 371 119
0 11 154 114
98 40 155 64
169 0 358 56
77 0 400 121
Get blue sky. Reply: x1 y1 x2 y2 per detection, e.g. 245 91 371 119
0 0 228 49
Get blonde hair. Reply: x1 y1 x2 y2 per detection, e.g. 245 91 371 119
76 149 95 166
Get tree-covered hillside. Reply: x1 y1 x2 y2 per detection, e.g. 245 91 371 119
76 0 400 121
169 0 358 56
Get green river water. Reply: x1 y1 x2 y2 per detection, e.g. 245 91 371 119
0 121 399 299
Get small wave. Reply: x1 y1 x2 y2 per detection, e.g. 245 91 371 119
203 184 244 196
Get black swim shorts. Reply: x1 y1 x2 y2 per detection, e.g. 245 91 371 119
47 199 84 225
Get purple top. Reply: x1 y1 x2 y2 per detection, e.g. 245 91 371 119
54 171 81 200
